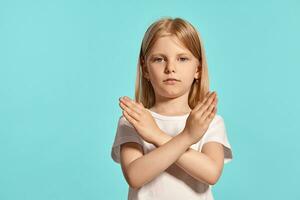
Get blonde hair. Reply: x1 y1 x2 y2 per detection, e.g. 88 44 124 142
134 17 210 109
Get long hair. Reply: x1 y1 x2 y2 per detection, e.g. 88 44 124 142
135 17 210 109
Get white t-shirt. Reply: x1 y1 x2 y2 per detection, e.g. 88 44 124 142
111 109 233 200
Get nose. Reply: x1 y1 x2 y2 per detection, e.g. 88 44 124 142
164 61 176 74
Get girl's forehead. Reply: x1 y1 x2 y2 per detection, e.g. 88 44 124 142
149 35 190 55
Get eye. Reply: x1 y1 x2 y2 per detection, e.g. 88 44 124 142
179 57 189 62
153 57 164 63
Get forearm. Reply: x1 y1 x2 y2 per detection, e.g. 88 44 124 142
127 132 193 189
152 130 220 185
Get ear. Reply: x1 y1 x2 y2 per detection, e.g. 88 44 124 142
194 65 201 79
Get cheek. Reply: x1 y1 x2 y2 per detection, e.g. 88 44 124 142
179 72 197 89
148 67 163 80
179 66 196 79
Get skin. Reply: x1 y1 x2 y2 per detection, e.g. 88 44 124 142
118 36 224 189
143 35 200 115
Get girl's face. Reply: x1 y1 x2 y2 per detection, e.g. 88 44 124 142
144 35 200 99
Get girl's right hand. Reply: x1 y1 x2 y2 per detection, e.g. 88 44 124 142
183 91 218 144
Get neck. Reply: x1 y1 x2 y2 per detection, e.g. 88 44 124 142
150 91 191 116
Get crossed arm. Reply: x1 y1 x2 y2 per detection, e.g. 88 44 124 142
120 129 224 189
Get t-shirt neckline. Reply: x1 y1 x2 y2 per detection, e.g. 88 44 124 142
147 109 190 120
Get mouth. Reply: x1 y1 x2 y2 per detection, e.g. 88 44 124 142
163 78 180 82
163 78 180 85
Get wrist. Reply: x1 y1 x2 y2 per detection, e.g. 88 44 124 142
180 129 197 145
151 130 172 147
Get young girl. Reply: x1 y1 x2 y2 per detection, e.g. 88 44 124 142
111 17 233 200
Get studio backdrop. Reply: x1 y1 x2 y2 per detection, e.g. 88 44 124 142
0 0 299 199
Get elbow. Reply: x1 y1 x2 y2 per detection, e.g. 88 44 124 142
129 184 141 190
207 176 219 186
206 166 223 185
127 178 141 190
125 171 143 190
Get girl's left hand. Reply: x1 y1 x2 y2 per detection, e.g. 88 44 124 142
119 96 161 144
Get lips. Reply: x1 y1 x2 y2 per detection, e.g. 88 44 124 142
163 78 180 82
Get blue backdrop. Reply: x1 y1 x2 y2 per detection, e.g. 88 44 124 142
0 0 299 199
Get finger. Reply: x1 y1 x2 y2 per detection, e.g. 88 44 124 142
206 96 217 114
137 101 145 108
198 92 217 116
193 91 211 112
120 97 142 115
201 97 217 120
205 106 217 124
120 97 141 117
133 101 145 110
119 100 140 119
130 101 144 115
123 110 137 126
119 101 140 121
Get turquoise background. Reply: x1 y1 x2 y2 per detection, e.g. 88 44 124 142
0 0 299 199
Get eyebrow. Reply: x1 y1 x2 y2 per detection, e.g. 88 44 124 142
150 53 190 57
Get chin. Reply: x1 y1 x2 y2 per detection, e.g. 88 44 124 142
158 89 186 99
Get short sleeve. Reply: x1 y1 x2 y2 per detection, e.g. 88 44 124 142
111 116 144 163
200 115 233 164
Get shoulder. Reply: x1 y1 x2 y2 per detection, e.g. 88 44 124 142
209 114 225 127
213 114 224 122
